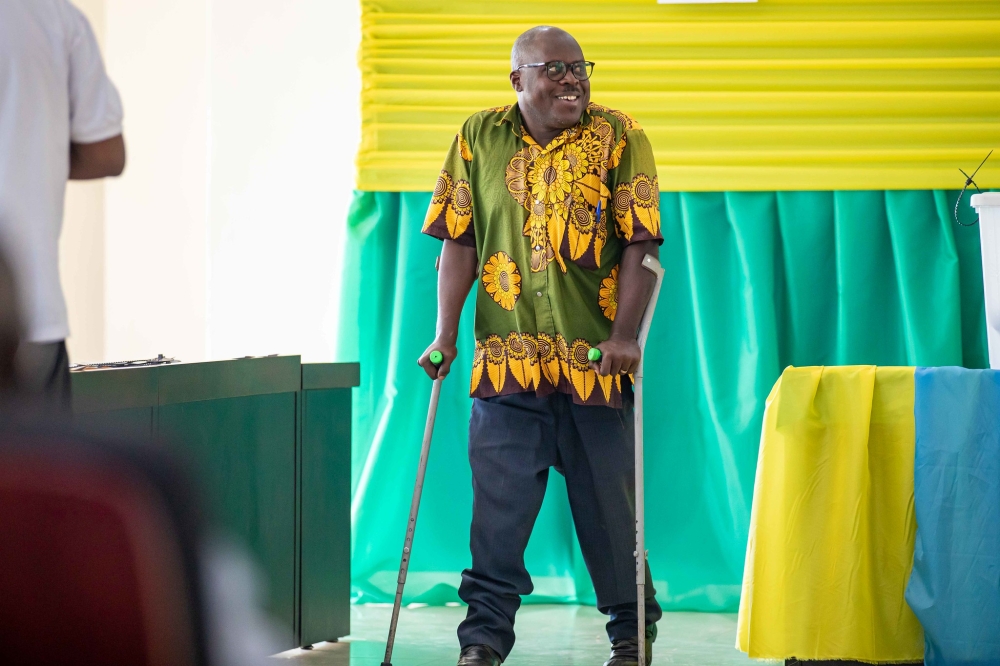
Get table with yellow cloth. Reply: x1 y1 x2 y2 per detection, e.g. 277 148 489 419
736 366 924 663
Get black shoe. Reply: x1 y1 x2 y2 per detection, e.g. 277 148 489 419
604 625 656 666
457 644 502 666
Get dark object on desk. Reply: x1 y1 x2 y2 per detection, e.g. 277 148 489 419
70 353 179 371
0 416 209 666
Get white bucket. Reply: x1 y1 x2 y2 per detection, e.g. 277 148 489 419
972 192 1000 369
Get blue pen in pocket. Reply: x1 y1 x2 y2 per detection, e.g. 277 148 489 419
595 199 603 225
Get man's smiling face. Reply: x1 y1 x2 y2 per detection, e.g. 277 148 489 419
510 30 591 139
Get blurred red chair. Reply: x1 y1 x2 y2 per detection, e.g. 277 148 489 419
0 421 208 666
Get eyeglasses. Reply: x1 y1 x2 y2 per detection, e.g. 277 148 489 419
516 60 595 81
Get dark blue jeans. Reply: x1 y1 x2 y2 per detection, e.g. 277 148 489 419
457 391 662 659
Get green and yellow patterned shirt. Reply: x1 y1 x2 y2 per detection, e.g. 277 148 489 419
423 102 662 407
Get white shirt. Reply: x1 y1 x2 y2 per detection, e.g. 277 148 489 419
0 0 123 343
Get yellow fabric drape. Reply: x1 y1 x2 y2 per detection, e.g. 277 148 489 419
737 366 924 662
358 0 1000 192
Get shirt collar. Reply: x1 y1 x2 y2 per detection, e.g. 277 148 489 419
497 102 595 148
496 102 525 137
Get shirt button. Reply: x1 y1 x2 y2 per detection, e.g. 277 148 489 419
536 291 543 297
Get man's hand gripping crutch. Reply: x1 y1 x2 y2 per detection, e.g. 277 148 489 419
382 242 478 666
380 349 444 666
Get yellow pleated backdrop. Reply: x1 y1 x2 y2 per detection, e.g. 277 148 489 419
358 0 1000 192
737 366 923 662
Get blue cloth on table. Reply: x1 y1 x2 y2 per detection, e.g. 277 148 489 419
907 367 1000 666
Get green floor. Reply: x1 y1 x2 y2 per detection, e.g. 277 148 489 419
275 604 766 665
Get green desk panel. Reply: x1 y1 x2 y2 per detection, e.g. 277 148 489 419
158 393 297 631
301 363 360 391
299 388 352 644
158 356 300 405
70 358 357 650
71 366 157 414
73 406 154 440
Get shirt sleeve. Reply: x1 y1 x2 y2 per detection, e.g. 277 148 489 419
65 1 124 144
421 130 475 247
609 128 662 245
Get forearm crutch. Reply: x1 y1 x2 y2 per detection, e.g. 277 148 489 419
587 254 664 665
633 254 665 666
381 351 444 666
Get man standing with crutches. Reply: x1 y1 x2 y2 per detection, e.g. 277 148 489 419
417 26 664 666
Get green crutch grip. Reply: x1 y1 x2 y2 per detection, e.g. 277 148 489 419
588 348 602 363
429 350 444 366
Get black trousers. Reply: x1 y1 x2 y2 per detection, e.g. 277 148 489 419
14 341 71 413
457 391 662 659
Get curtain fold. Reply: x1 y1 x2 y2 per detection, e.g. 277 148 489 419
339 189 986 611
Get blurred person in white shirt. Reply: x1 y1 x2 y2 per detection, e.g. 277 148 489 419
0 0 125 410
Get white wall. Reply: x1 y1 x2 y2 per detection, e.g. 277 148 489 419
206 0 358 361
104 0 211 363
62 0 360 363
61 0 107 363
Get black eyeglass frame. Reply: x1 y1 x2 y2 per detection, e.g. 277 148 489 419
515 60 595 81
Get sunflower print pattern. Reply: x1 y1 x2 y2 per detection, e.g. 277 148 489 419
457 132 473 162
614 173 660 241
470 332 624 405
423 169 473 241
599 265 619 321
587 103 641 131
505 115 620 273
422 103 661 408
481 251 521 311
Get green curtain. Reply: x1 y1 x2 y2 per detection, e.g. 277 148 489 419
338 190 987 612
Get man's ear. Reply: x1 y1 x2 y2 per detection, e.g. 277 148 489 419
510 71 522 92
